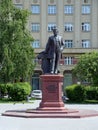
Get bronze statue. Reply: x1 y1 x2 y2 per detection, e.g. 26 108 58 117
37 27 65 74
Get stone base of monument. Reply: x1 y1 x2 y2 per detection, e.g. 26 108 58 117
2 109 98 118
37 75 66 111
2 75 98 118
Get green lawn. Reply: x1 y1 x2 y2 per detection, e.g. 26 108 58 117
65 100 98 104
0 98 34 104
0 97 98 104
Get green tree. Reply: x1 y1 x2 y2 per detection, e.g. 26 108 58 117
73 52 98 85
0 0 35 83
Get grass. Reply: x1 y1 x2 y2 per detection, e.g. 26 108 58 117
65 100 98 104
84 100 98 104
0 97 98 104
0 98 35 104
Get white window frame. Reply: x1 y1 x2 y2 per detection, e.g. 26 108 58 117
32 40 40 48
32 23 40 32
82 22 90 31
82 40 90 48
82 5 90 14
31 5 40 14
64 5 73 14
64 57 73 65
47 23 56 32
64 23 73 32
65 40 73 48
48 5 56 14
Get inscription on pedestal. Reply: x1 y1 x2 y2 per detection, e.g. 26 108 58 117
46 85 57 93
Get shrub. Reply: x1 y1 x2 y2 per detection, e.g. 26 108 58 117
6 83 13 93
65 84 86 102
8 82 31 101
85 86 98 100
0 84 7 97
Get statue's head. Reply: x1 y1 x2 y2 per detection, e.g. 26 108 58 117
52 26 58 36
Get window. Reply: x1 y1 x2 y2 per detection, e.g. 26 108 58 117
64 23 73 32
48 23 56 31
64 5 73 14
64 57 73 65
82 23 90 31
32 23 40 32
82 40 90 48
15 4 23 9
48 5 56 14
83 0 88 3
31 5 40 14
65 40 73 48
32 40 40 48
82 5 90 14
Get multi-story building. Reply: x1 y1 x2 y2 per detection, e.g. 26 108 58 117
13 0 98 90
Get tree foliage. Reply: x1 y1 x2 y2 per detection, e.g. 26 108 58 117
73 52 98 85
0 0 35 83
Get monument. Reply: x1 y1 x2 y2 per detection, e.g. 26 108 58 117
37 26 66 111
2 27 98 118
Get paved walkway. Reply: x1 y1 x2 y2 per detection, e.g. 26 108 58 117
0 100 98 130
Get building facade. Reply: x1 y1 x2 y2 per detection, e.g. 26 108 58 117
13 0 98 89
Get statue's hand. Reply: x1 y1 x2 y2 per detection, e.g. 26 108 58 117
60 46 64 51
